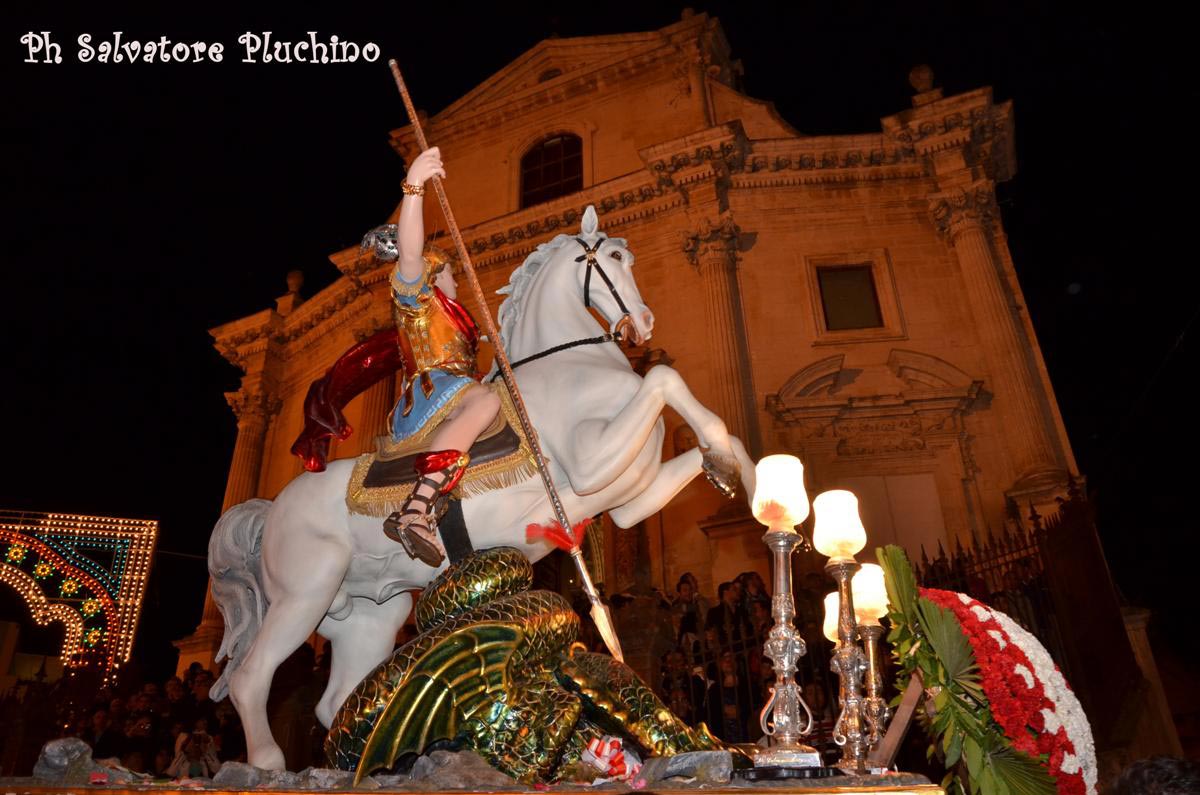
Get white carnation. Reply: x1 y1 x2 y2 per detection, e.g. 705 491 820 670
970 604 992 623
984 604 1098 795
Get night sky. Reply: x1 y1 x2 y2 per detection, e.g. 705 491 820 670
3 2 1196 681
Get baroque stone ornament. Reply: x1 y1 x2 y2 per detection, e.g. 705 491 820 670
325 547 733 784
224 387 282 423
681 214 741 268
928 181 998 239
833 416 926 456
466 187 665 257
767 350 983 458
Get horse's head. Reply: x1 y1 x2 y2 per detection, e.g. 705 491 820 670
497 206 656 360
570 206 655 345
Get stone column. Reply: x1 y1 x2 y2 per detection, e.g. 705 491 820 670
221 387 280 510
930 182 1062 486
682 216 761 455
177 385 279 675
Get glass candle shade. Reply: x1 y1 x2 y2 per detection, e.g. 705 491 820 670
812 490 867 560
752 454 810 531
823 591 841 644
851 563 888 625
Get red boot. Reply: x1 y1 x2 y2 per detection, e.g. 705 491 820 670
383 450 470 566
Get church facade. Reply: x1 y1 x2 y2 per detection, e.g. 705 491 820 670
178 12 1077 671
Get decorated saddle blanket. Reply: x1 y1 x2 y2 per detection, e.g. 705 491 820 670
346 381 537 518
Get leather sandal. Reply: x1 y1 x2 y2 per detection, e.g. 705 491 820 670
382 450 470 567
383 495 446 567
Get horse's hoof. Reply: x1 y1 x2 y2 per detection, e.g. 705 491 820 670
701 448 740 500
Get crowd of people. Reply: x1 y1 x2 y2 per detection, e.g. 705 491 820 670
655 569 843 761
63 664 246 777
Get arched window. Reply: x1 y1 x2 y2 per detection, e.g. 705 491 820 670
519 134 583 208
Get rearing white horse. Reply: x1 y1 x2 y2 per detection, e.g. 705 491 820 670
208 206 757 770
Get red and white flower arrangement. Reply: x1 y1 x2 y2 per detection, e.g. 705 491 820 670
878 545 1097 795
921 588 1097 795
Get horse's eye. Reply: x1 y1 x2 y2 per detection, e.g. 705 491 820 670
610 250 623 262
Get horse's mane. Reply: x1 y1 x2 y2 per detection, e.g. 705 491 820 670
495 232 582 352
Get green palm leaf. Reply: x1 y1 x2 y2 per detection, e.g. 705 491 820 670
915 597 978 689
983 738 1056 795
877 545 919 622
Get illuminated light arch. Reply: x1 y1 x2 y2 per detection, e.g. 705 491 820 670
0 511 157 674
0 564 85 662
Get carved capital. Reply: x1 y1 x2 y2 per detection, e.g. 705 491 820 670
928 181 997 240
681 215 741 269
225 388 282 425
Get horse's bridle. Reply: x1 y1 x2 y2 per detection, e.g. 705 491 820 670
576 238 628 313
491 237 637 380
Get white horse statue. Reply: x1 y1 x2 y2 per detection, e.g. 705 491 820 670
208 206 757 770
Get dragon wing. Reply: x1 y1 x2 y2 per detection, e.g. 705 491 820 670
351 622 524 782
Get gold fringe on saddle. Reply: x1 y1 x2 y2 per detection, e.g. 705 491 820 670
346 381 537 518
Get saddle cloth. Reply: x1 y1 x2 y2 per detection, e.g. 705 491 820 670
346 381 537 518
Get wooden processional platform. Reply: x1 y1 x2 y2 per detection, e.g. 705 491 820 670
3 785 944 795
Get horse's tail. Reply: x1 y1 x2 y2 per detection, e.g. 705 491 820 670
208 498 271 702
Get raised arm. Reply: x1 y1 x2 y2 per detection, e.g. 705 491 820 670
397 146 445 282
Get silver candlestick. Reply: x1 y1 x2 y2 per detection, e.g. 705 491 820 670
754 526 822 768
858 621 890 748
827 557 868 773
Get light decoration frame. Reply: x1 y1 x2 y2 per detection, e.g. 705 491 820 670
0 510 157 674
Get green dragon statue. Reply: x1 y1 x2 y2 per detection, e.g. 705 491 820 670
324 547 728 783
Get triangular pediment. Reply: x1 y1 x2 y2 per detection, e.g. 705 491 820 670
436 30 673 121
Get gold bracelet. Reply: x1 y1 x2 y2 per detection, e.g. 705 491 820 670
401 182 425 197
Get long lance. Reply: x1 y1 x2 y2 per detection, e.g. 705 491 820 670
388 60 624 662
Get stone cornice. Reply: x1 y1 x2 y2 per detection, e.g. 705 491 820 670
732 134 925 188
210 309 276 369
273 281 368 344
880 88 1016 182
463 174 680 263
639 122 749 186
210 280 373 371
328 244 379 283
